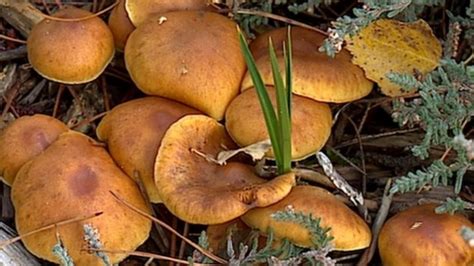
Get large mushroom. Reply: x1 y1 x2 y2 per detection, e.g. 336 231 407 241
125 11 246 120
154 115 296 224
225 86 332 160
0 114 68 185
241 185 371 251
27 6 115 84
12 131 151 265
241 27 373 103
378 203 473 266
96 96 200 203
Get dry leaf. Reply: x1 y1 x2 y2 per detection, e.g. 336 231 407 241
345 19 442 96
216 139 272 164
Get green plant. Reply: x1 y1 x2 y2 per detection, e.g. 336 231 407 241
238 26 293 175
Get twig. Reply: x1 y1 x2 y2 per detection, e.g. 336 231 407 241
88 249 192 265
357 179 393 266
0 34 26 44
343 113 367 194
334 128 421 149
0 46 27 62
178 222 190 260
52 84 64 118
0 212 103 249
316 152 369 223
110 191 227 264
235 9 328 36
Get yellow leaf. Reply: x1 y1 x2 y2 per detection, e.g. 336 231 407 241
345 19 442 97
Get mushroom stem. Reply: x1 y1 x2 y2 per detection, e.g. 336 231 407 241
0 0 44 36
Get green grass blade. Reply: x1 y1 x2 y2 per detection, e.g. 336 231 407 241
268 37 292 174
285 27 293 120
237 27 283 170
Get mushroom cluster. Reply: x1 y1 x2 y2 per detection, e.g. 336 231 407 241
0 1 384 264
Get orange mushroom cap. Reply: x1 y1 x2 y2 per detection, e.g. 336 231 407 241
225 86 332 160
108 0 136 51
96 96 200 203
0 114 68 185
241 27 373 103
242 185 371 251
12 131 151 265
378 203 474 266
154 115 295 224
27 6 115 84
125 11 246 120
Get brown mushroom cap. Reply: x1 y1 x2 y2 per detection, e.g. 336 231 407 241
0 114 68 185
125 11 246 120
108 0 136 51
125 0 207 26
96 97 200 203
27 6 115 84
12 131 151 265
241 185 371 251
378 203 474 266
225 86 332 160
241 27 373 103
154 115 295 224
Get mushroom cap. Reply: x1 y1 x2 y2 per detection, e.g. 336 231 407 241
241 185 371 251
0 114 68 185
154 115 295 224
378 203 474 266
96 97 200 203
12 131 151 265
108 0 135 51
125 0 207 26
225 86 332 160
240 27 373 103
27 6 115 84
125 11 246 120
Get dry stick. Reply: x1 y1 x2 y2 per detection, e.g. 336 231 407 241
110 191 227 264
37 0 119 22
89 249 191 265
69 111 108 130
316 152 370 223
40 0 52 14
0 34 27 44
357 179 393 266
0 212 103 249
325 146 365 175
343 113 367 194
169 217 178 266
133 171 169 253
100 76 111 111
178 222 190 261
0 45 27 61
334 128 421 149
235 9 328 36
52 84 65 118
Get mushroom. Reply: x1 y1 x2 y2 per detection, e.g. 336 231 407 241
225 86 332 160
125 0 208 26
12 131 151 265
96 96 200 203
154 115 296 224
125 11 246 120
108 0 135 52
378 203 474 266
27 6 115 84
0 114 68 185
240 27 373 103
241 185 371 251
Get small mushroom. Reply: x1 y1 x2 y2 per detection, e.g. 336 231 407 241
378 203 474 266
125 11 246 120
125 0 208 26
241 27 373 103
12 131 151 265
96 96 200 203
0 114 68 185
241 185 371 251
27 6 115 84
154 115 295 224
225 86 332 160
